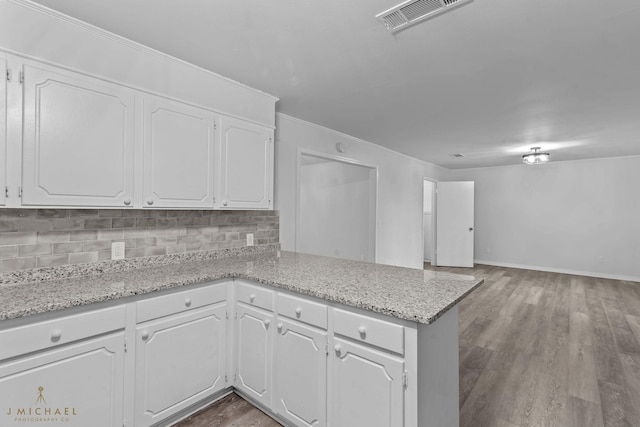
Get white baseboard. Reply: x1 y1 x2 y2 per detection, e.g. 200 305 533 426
473 259 640 283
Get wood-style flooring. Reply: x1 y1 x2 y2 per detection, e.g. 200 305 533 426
173 265 640 427
173 393 281 427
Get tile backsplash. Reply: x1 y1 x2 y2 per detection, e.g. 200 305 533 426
0 209 279 273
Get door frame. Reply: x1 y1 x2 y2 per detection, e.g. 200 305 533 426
295 149 378 263
422 177 437 267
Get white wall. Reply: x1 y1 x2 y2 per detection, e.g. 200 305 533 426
276 114 451 269
298 158 375 262
423 180 434 261
450 156 640 281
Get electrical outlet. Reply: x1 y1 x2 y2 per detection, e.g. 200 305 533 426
246 233 254 246
111 241 125 260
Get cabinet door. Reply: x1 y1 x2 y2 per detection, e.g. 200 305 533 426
22 63 135 207
332 337 405 427
143 96 215 208
274 318 327 427
217 116 273 209
235 303 273 407
134 303 226 427
0 58 6 206
0 332 125 427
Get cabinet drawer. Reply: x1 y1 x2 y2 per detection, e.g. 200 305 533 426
276 292 327 329
235 280 273 311
137 283 227 323
332 308 404 355
0 305 126 361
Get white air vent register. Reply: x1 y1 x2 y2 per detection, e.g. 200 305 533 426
376 0 472 32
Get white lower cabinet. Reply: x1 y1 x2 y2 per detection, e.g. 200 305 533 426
0 306 126 427
331 337 405 427
273 317 327 427
134 303 227 427
234 303 273 408
0 279 419 427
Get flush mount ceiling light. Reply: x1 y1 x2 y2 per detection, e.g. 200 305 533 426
522 147 550 165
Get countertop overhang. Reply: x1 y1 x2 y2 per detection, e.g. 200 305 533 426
0 251 484 324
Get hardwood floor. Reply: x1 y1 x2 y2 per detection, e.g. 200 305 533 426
429 263 640 427
173 393 281 427
173 265 640 427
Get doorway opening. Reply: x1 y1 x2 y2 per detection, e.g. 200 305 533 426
296 151 377 263
423 178 436 266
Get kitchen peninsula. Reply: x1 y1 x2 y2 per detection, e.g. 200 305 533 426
0 249 483 427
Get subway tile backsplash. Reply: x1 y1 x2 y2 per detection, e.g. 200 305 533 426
0 209 279 273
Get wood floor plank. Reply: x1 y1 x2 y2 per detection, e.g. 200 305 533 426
625 315 640 348
568 341 600 403
568 396 605 427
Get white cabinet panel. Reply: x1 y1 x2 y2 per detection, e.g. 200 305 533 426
273 318 327 427
0 58 6 206
234 303 273 407
0 332 125 427
143 96 215 208
332 337 404 427
21 64 135 207
217 116 273 210
134 303 226 427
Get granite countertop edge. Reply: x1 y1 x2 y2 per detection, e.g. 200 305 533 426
0 250 485 325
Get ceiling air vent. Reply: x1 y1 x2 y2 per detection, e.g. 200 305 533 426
376 0 472 33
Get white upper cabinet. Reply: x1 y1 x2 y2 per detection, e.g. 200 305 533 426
1 49 275 210
0 58 6 206
217 116 273 210
21 63 135 207
143 96 216 208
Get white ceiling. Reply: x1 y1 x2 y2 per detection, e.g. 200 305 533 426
30 0 640 169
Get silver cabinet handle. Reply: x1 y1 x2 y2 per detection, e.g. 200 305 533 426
123 199 131 206
263 319 271 328
147 199 154 206
50 329 62 341
334 344 342 356
223 201 228 206
141 330 150 341
358 326 367 337
295 307 302 317
184 298 192 307
249 294 256 302
277 322 283 332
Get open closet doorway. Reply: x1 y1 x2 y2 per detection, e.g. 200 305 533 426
296 151 377 263
423 179 436 266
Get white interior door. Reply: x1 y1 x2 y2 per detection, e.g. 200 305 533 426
436 181 474 267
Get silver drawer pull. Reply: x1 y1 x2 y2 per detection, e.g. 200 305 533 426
50 330 62 341
184 298 192 307
147 199 154 206
141 330 150 341
334 344 342 356
358 326 367 337
249 294 256 302
123 199 131 206
295 307 302 317
263 319 271 328
277 322 283 332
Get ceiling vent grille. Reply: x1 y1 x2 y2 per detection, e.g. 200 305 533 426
376 0 472 33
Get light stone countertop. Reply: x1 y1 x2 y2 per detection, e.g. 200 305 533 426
0 251 484 324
